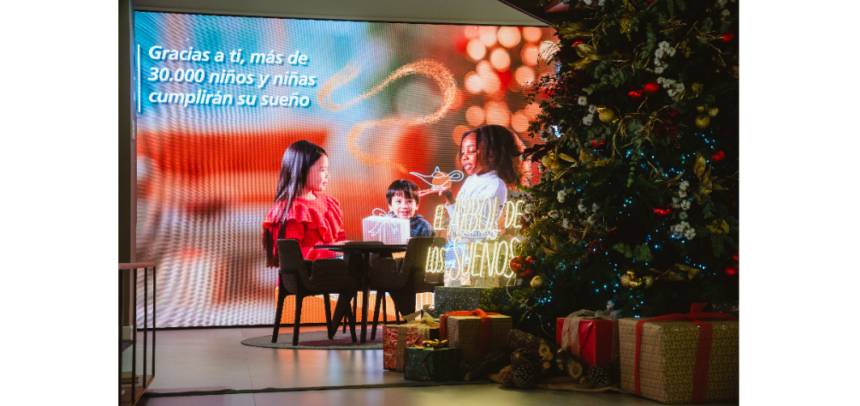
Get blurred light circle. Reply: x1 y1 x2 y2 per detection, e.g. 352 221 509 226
521 45 539 66
476 60 494 76
464 72 483 94
478 26 498 47
497 27 522 48
452 125 472 145
490 48 511 71
480 71 501 94
485 101 511 127
515 66 535 86
466 106 485 127
522 27 543 42
467 38 487 61
523 102 541 119
512 111 530 133
464 26 480 39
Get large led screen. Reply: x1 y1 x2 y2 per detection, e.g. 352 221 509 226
134 11 556 327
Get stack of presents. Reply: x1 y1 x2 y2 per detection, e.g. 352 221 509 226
384 287 739 404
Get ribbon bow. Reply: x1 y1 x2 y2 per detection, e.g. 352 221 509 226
421 339 449 349
634 303 738 403
440 309 499 357
402 310 440 328
367 208 402 237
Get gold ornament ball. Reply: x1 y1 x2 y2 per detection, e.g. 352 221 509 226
694 114 711 129
598 107 616 123
708 107 720 117
620 274 631 287
696 105 707 113
530 275 545 289
643 275 655 289
541 154 555 168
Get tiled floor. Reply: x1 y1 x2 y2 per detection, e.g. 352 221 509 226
137 327 738 405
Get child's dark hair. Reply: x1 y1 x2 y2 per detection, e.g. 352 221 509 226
459 124 522 187
386 179 421 205
273 140 327 223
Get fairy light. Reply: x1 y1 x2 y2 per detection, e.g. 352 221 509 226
433 204 446 230
318 60 457 172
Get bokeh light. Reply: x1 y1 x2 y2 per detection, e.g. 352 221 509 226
490 48 511 71
511 111 530 133
479 71 501 94
522 27 543 42
452 125 472 145
467 38 487 61
478 26 498 47
466 106 485 127
523 102 541 120
464 72 483 94
485 101 511 127
515 65 535 86
476 60 494 76
463 26 479 39
521 45 539 67
497 27 522 48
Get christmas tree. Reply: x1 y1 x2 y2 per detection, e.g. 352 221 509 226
511 0 739 337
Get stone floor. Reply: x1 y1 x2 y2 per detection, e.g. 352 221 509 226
134 326 738 405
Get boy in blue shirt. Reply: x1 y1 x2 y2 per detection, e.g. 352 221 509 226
386 180 435 237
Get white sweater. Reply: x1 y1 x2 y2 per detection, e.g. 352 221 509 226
445 170 508 242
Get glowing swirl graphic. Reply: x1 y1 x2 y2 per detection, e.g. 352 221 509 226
317 59 458 171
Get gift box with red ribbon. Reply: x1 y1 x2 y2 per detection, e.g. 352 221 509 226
556 310 620 370
619 303 739 404
440 309 512 364
383 318 440 371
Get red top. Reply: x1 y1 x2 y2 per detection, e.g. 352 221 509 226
262 192 347 267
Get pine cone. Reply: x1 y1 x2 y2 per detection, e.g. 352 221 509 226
510 348 539 368
588 365 611 389
513 363 537 388
499 365 515 387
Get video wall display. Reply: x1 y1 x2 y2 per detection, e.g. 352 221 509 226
134 11 556 327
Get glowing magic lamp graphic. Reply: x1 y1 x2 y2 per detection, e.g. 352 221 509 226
410 167 464 191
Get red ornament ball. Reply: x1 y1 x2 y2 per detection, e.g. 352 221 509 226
725 266 738 276
711 151 726 162
519 268 535 279
510 256 525 274
721 32 735 42
525 256 536 266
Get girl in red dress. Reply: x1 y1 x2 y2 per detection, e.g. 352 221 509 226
262 140 347 267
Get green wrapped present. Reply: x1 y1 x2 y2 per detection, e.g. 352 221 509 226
433 286 520 316
404 346 462 381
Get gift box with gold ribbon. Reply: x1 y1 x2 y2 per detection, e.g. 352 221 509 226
619 304 739 404
382 312 440 371
440 309 512 365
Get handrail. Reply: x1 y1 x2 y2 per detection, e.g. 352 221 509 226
119 263 156 270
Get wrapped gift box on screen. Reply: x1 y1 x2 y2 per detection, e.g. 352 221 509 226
362 209 410 245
